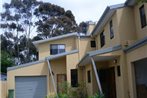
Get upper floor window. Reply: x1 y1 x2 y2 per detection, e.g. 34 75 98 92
50 44 65 55
109 20 114 39
91 40 96 48
100 31 105 47
139 5 147 28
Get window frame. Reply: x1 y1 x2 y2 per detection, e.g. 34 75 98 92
50 44 65 55
100 31 105 47
87 70 91 83
91 40 96 48
109 20 114 39
71 69 78 87
139 5 147 28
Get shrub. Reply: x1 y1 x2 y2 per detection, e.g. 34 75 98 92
88 93 104 98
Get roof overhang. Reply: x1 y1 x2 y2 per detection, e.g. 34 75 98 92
78 45 122 66
92 4 125 36
124 36 147 53
33 33 79 49
46 50 79 60
7 59 45 71
8 50 79 71
125 0 136 6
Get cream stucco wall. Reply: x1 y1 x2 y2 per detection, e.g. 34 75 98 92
7 57 66 98
95 13 121 50
133 3 147 40
0 81 7 98
126 45 147 98
66 53 79 84
79 38 96 59
85 64 93 96
38 37 77 60
116 7 137 47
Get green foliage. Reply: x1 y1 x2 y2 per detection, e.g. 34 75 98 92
1 51 15 73
136 0 147 3
1 0 79 65
88 93 104 98
46 82 87 98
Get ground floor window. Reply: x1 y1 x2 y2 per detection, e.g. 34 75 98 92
71 69 78 87
87 70 91 83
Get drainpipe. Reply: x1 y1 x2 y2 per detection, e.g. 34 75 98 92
46 59 59 98
90 57 103 95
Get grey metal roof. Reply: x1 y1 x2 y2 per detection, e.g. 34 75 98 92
125 0 136 6
33 33 79 46
7 50 79 71
0 74 7 81
91 3 125 36
46 50 79 60
7 60 45 71
124 36 147 53
78 45 122 66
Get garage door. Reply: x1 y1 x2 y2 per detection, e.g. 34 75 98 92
15 76 47 98
134 58 147 98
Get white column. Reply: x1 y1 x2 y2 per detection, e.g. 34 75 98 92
90 57 103 94
47 59 59 98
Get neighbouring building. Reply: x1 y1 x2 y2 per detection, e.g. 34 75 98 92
6 0 147 98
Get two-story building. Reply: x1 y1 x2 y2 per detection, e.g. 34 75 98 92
7 0 147 98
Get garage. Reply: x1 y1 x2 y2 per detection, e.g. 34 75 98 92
15 76 47 98
134 58 147 98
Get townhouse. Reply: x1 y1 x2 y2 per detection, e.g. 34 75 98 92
6 0 147 98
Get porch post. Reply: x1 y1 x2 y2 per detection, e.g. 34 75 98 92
90 57 103 95
46 59 59 98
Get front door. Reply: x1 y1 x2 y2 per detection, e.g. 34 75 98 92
99 67 116 98
57 74 66 93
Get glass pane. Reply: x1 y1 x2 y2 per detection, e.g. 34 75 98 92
58 45 65 49
51 49 58 55
58 49 65 53
51 45 58 49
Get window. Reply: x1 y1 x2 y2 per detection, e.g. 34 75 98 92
71 69 78 87
139 5 147 28
109 20 114 39
100 31 105 47
91 41 96 47
87 70 91 83
50 44 65 55
117 66 121 77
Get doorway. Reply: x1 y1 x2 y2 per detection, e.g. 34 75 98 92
99 67 116 98
57 74 67 93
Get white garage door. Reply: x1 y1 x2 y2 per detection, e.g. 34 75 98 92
15 76 47 98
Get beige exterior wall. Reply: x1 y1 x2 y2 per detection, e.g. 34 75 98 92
0 81 7 98
66 53 79 84
38 37 77 60
126 45 147 98
79 38 96 59
7 57 66 98
95 13 121 50
133 3 147 40
85 64 93 96
87 24 95 35
116 7 137 47
80 50 129 98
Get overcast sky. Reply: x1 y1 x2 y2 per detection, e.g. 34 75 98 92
0 0 126 24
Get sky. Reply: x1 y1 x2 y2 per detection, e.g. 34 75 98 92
0 0 126 24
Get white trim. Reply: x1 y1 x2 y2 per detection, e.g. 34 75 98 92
91 57 103 94
33 33 78 46
46 60 58 98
